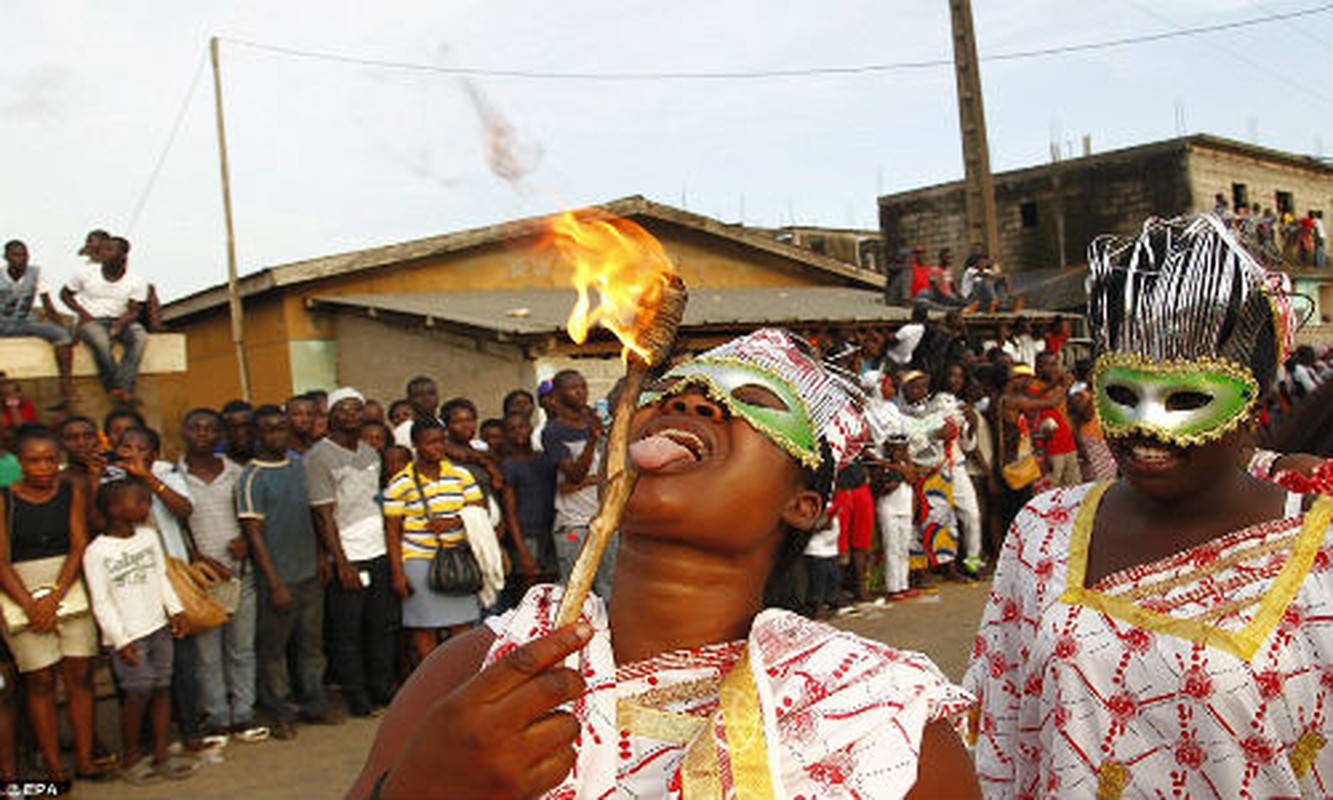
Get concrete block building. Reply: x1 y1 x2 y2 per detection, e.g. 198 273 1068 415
879 134 1333 337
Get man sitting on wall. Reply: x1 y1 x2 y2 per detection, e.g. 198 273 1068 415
60 235 150 405
1 240 77 407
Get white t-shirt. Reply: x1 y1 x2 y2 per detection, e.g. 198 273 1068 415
1293 363 1322 394
304 438 386 561
886 323 925 366
65 265 148 319
878 481 914 517
803 518 840 558
1014 334 1046 368
983 338 1021 363
82 525 184 649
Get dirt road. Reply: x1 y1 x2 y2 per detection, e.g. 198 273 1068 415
77 581 991 799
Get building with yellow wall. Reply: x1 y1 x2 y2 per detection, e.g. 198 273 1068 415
164 196 898 415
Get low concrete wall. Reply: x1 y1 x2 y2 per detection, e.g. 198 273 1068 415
0 333 187 379
2 334 191 458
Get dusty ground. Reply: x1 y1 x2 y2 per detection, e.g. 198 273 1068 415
72 581 991 799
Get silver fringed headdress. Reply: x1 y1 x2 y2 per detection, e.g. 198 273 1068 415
1086 214 1301 446
1087 214 1294 387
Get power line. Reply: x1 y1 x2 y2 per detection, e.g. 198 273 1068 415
1122 0 1331 103
221 3 1332 81
126 49 209 234
1245 0 1332 48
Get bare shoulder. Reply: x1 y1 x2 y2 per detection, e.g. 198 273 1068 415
346 627 496 799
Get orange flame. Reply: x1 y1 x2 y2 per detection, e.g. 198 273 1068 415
545 209 677 363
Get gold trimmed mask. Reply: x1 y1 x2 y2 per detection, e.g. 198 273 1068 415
640 358 822 470
1093 353 1258 447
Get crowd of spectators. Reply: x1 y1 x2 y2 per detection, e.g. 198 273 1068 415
0 369 608 785
1213 194 1328 269
771 308 1101 617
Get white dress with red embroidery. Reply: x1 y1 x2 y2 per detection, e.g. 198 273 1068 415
485 584 973 799
965 483 1333 800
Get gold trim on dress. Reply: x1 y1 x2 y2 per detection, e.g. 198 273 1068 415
1060 484 1333 662
617 700 709 745
680 650 775 800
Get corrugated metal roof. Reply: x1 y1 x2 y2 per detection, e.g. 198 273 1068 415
312 287 915 338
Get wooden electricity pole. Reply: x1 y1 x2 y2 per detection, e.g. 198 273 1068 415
948 0 1001 268
210 36 252 401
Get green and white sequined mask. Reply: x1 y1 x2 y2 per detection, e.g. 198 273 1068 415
642 358 821 469
1093 353 1258 446
637 328 868 471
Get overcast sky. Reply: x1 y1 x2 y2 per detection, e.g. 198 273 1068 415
4 0 1329 301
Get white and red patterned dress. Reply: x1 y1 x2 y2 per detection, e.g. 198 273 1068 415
485 584 973 799
965 482 1333 800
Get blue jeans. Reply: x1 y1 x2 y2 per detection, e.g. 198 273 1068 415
0 317 72 346
195 572 257 729
77 318 147 393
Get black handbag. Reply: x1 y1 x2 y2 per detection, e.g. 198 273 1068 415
427 544 483 596
412 467 484 596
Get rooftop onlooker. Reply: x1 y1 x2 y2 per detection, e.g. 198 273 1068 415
60 235 149 405
1 241 77 406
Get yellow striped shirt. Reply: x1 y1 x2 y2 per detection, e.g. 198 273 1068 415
384 461 483 561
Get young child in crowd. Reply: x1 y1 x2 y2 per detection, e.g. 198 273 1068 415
801 503 840 618
0 380 36 432
82 472 193 783
873 436 920 600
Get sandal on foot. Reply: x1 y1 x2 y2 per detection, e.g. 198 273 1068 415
153 757 198 781
200 733 230 750
231 724 270 744
75 764 117 783
121 758 160 785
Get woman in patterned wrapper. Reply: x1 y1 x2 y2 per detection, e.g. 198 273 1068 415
965 214 1333 799
349 328 980 799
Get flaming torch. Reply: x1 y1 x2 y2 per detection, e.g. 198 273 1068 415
544 209 688 626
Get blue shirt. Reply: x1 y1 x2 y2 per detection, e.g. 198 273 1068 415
236 457 318 584
502 450 558 538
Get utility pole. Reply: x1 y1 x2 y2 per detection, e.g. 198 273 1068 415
948 0 1001 269
210 37 252 401
1050 142 1068 270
